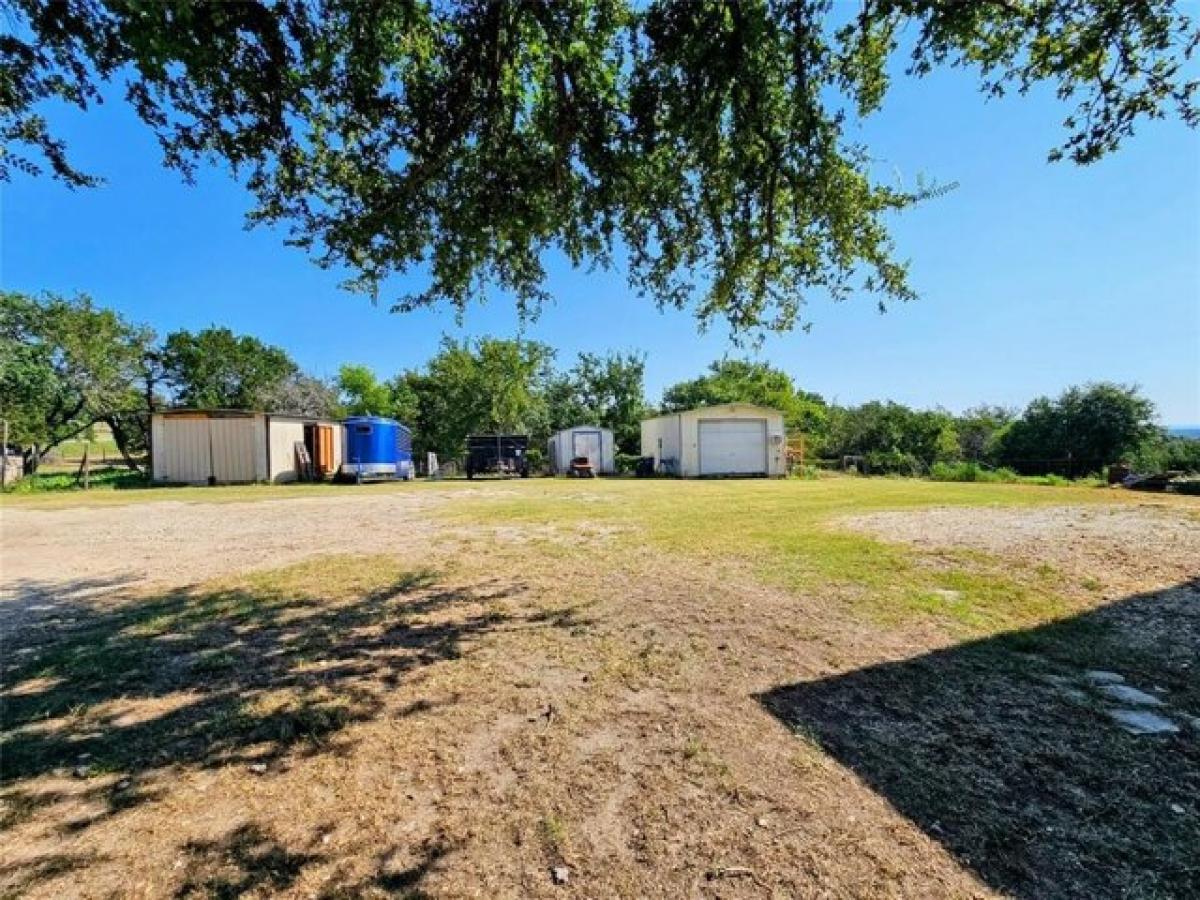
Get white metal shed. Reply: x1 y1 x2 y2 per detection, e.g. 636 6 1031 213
640 403 786 477
547 425 615 475
151 410 342 485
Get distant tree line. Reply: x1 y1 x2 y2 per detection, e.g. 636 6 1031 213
3 291 1196 477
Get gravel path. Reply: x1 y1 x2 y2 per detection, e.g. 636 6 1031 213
841 503 1200 593
0 492 461 627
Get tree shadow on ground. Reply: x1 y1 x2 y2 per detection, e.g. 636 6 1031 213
176 822 321 899
758 578 1200 900
167 818 451 899
0 564 591 894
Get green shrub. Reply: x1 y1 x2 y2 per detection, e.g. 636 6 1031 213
863 450 924 476
7 466 148 493
524 446 545 472
615 452 641 474
1136 436 1200 474
930 461 983 482
989 467 1021 483
1036 473 1070 487
789 464 821 480
929 462 1022 483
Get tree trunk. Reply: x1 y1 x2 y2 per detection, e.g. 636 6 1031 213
105 414 147 473
23 445 39 475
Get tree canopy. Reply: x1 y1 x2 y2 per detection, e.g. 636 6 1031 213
822 401 959 473
661 359 827 432
337 364 398 418
6 0 1195 335
407 337 557 459
995 382 1159 473
0 291 151 469
546 352 647 454
160 327 298 410
262 372 342 418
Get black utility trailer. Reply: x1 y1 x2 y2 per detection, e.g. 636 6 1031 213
465 434 531 479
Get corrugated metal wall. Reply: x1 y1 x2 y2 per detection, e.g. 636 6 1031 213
268 420 306 482
153 416 213 484
549 427 615 474
209 418 259 482
152 414 267 484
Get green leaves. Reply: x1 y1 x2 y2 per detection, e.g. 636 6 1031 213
4 1 1197 333
660 359 826 432
996 382 1159 472
0 291 151 458
160 328 298 410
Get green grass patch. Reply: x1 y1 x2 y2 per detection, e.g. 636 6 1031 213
6 465 149 494
441 478 1128 634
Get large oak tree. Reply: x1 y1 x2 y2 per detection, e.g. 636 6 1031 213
0 291 152 471
4 1 1196 334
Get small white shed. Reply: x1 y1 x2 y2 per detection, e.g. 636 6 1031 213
547 425 616 475
640 403 786 477
151 410 342 485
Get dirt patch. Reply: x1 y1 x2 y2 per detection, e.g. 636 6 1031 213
2 489 1197 898
0 487 626 634
840 504 1200 594
2 492 440 595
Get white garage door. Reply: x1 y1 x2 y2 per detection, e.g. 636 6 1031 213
698 419 767 476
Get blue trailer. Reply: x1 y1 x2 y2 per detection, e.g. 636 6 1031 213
340 416 415 481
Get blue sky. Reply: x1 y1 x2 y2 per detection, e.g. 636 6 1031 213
3 56 1198 423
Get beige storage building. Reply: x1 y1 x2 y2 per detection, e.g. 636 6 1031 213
640 403 786 477
151 410 342 485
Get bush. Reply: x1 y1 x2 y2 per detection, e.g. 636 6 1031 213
929 462 1021 483
524 446 545 472
1133 436 1200 474
7 466 148 493
789 464 821 480
863 450 924 476
930 461 979 482
1035 473 1071 487
615 452 641 475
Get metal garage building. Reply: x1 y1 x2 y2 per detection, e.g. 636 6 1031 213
151 410 342 485
640 404 786 477
547 425 616 475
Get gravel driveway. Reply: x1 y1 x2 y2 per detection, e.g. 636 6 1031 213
0 491 461 629
841 503 1200 594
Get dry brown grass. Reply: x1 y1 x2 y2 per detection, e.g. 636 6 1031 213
1 481 1197 898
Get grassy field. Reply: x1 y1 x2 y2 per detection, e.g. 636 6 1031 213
1 478 1197 898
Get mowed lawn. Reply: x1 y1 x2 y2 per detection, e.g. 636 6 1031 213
1 478 1197 899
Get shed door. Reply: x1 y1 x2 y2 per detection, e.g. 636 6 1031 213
162 417 212 484
209 418 257 482
315 425 335 475
698 419 767 475
571 430 602 469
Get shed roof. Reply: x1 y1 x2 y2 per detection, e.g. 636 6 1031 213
155 408 262 419
155 408 338 424
641 402 784 423
551 424 611 434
